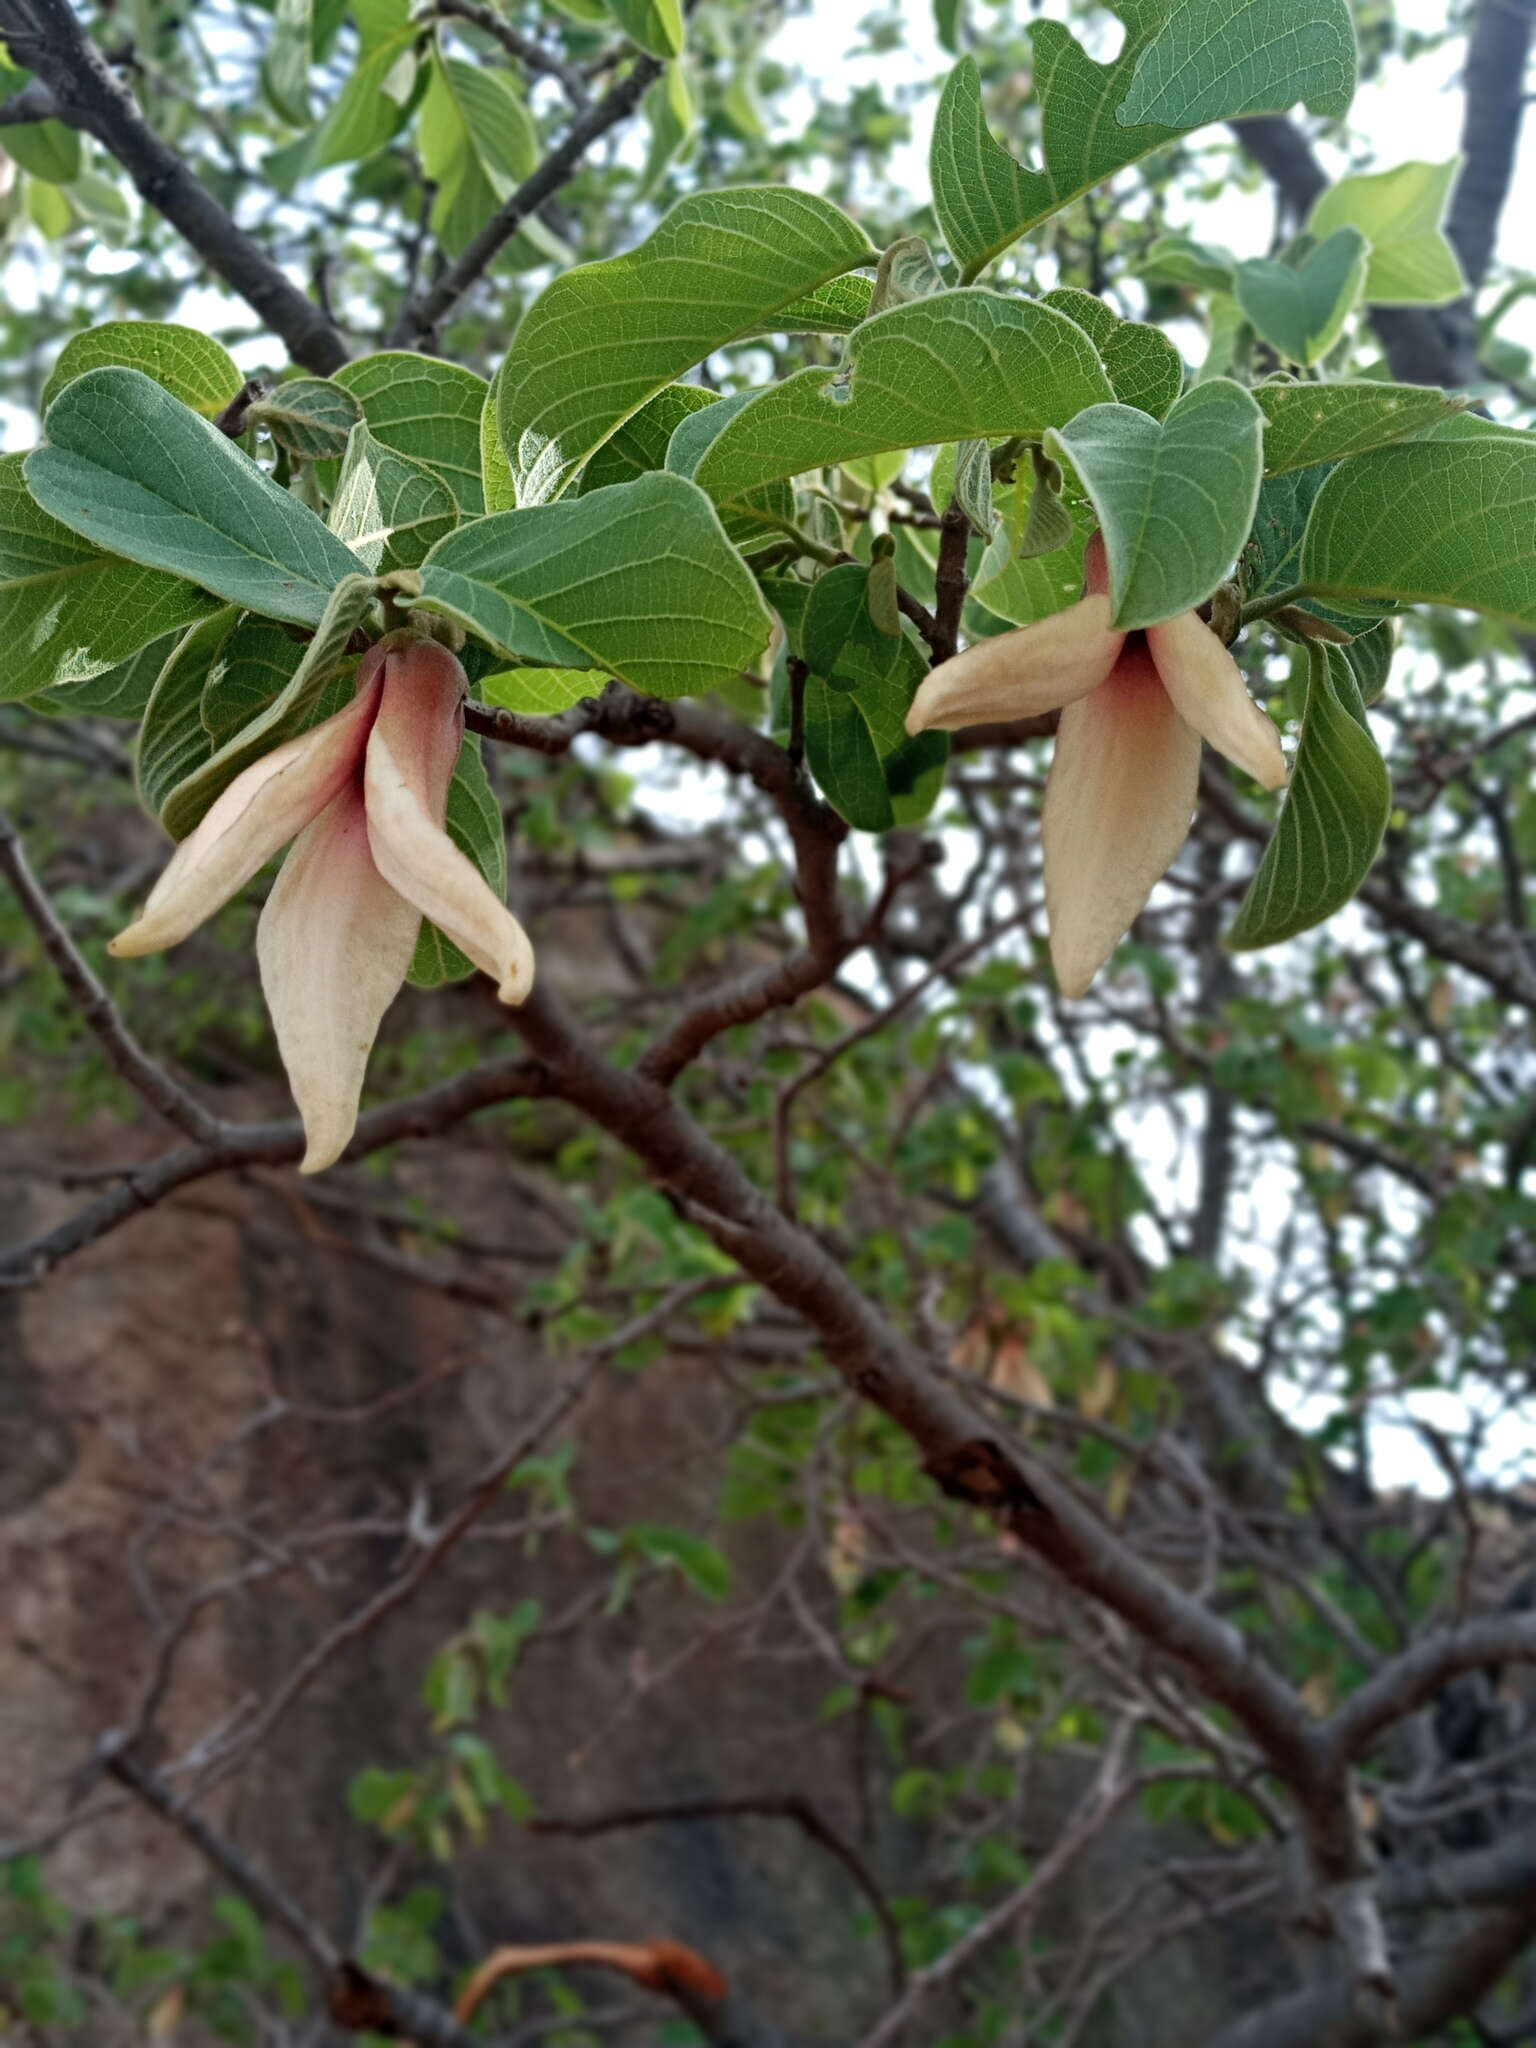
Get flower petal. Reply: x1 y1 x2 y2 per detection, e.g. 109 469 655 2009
1146 611 1287 790
905 595 1124 734
110 653 386 957
256 781 421 1174
363 642 535 1006
1042 641 1201 998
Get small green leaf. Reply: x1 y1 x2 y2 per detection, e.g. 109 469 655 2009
1228 644 1388 950
309 23 419 169
26 368 368 627
250 376 364 461
496 186 875 503
605 0 684 58
804 678 894 833
409 736 507 986
1135 233 1236 294
333 352 489 516
1040 288 1183 419
1046 379 1263 630
330 423 458 573
1257 380 1469 475
4 118 80 184
161 575 377 837
689 291 1112 508
1302 429 1536 626
1308 158 1465 307
0 453 214 699
1234 228 1370 366
418 52 540 259
264 0 313 123
802 563 871 684
639 58 696 196
42 322 243 417
417 473 770 699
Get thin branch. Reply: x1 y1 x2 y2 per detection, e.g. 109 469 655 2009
0 0 348 372
391 52 662 346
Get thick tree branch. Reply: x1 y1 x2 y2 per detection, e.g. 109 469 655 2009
0 0 349 372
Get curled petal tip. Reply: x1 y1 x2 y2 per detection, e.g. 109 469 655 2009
495 932 537 1007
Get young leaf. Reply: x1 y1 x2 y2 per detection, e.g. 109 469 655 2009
1302 430 1536 626
931 3 1355 281
804 679 894 833
1228 644 1388 950
42 322 243 417
161 575 377 837
1045 379 1263 630
333 353 490 515
1307 158 1465 307
0 453 214 699
688 292 1113 508
1257 380 1468 476
495 187 875 504
1040 287 1183 419
409 736 508 986
417 473 771 699
1234 228 1370 367
250 376 364 461
136 610 242 821
330 424 459 573
605 0 684 59
26 368 368 627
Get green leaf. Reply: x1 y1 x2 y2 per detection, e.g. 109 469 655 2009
688 291 1113 509
770 275 876 335
330 423 458 572
1135 233 1236 294
935 0 965 55
1039 287 1183 418
1302 430 1536 627
1118 0 1356 129
161 575 377 837
0 453 214 700
1045 379 1263 630
478 667 597 714
626 1524 730 1599
932 5 1355 281
974 503 1090 625
250 376 364 461
39 630 183 719
482 372 516 514
409 736 507 986
42 322 243 418
804 678 894 833
264 0 313 123
1257 379 1469 475
1308 159 1465 307
579 380 794 554
333 353 488 515
605 0 684 58
309 23 419 169
639 59 696 196
418 52 539 258
136 610 242 821
495 186 875 503
1342 619 1394 705
417 473 770 699
26 368 368 627
1228 644 1388 950
200 618 305 744
1234 228 1370 366
4 118 79 184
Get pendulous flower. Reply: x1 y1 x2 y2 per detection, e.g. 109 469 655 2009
112 636 534 1173
906 532 1286 998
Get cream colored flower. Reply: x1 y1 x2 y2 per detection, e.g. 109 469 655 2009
907 534 1285 997
112 637 533 1172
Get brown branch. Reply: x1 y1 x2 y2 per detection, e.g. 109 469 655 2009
928 500 973 665
0 0 348 372
391 52 662 346
1323 1613 1536 1766
430 0 590 106
95 1738 484 2046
